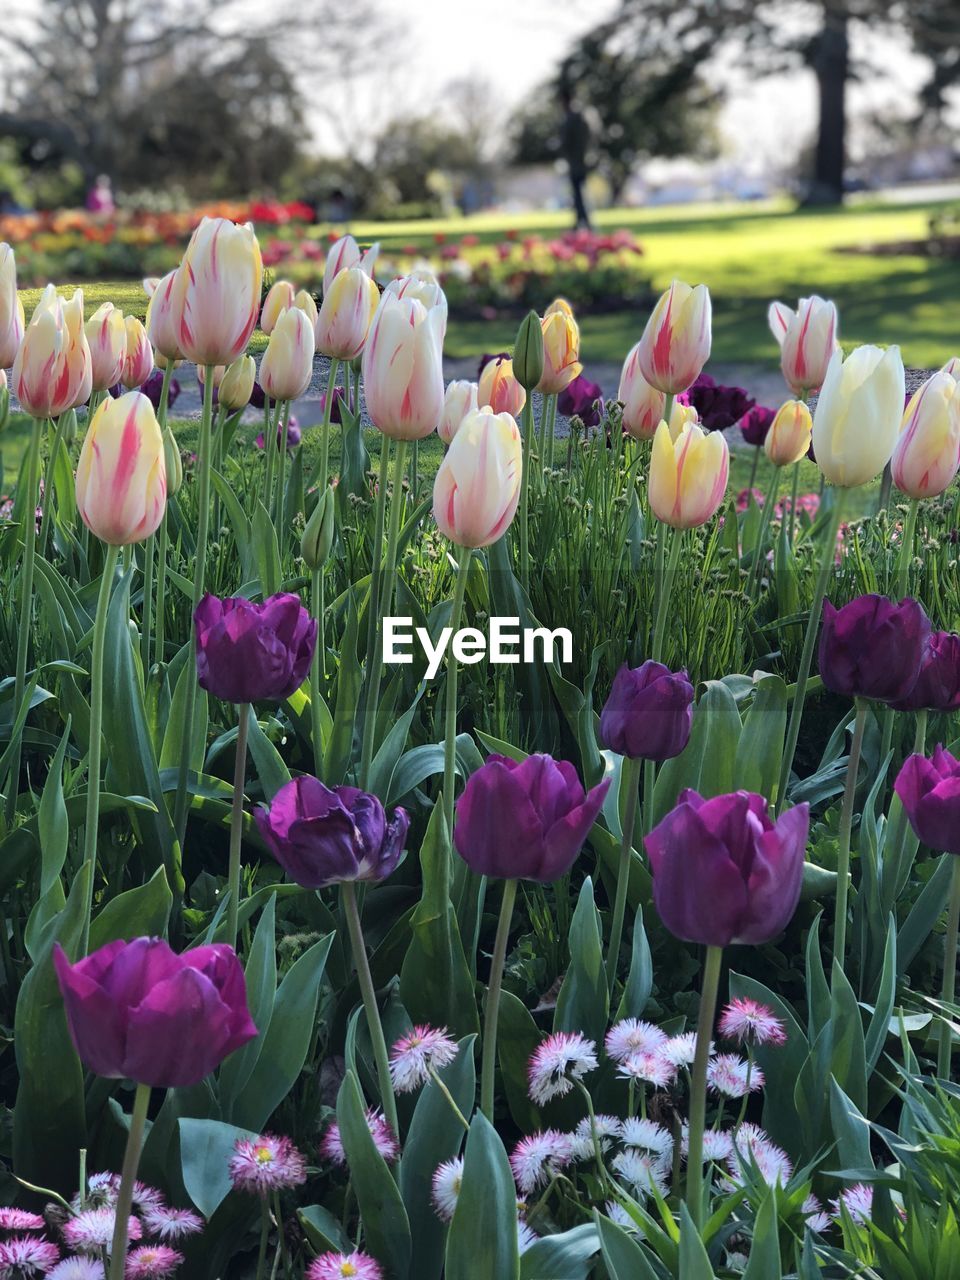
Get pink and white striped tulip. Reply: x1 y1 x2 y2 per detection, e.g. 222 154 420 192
537 307 582 395
433 408 523 548
260 280 296 334
637 280 712 395
382 269 448 337
0 243 25 368
764 399 813 467
618 343 666 440
323 235 379 296
260 305 314 402
85 302 127 392
361 293 445 440
13 285 92 417
478 356 526 417
145 269 183 366
648 418 729 529
76 390 166 545
314 266 381 361
768 296 838 396
892 367 960 499
172 216 262 366
121 316 155 388
439 380 479 445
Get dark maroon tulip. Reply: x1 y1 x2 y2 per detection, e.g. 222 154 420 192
895 746 960 855
889 631 960 712
818 594 930 703
53 937 257 1087
600 661 694 761
140 368 181 412
256 415 302 451
477 350 511 378
645 789 809 946
454 753 609 883
559 374 605 427
740 405 775 447
195 592 316 704
255 776 408 888
679 374 755 432
249 379 267 409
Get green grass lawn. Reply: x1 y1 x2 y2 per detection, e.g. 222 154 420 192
15 196 959 371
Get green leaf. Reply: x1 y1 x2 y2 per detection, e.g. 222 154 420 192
595 1211 662 1280
38 718 71 896
616 905 653 1021
324 589 361 785
337 1069 412 1278
829 1077 874 1171
677 1203 717 1279
829 960 868 1113
245 708 292 801
735 674 787 805
367 687 425 803
446 1112 519 1280
497 990 544 1133
653 681 741 826
554 877 609 1044
160 646 208 774
179 1117 258 1218
297 1205 352 1256
89 867 173 949
520 1224 600 1279
742 1186 780 1280
219 894 278 1112
865 914 897 1075
252 499 281 597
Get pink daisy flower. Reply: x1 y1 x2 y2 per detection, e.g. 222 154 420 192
718 999 786 1047
124 1245 183 1279
47 1262 103 1280
509 1131 574 1195
0 1213 45 1233
528 1032 598 1106
228 1134 308 1196
615 1051 675 1089
431 1158 463 1221
305 1251 383 1280
611 1149 670 1199
803 1193 832 1234
62 1211 141 1255
620 1117 673 1157
831 1183 873 1226
0 1236 61 1276
659 1032 702 1068
389 1025 459 1092
604 1020 668 1064
320 1110 400 1167
727 1125 792 1187
707 1054 764 1099
139 1207 202 1243
128 1186 164 1215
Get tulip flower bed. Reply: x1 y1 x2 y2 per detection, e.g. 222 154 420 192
3 222 960 1280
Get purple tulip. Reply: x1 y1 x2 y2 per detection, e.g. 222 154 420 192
645 790 809 947
895 746 960 855
599 661 694 761
478 350 511 378
53 937 257 1087
889 631 960 712
318 386 347 424
678 374 755 433
818 594 930 703
256 415 302 451
255 776 409 888
249 379 267 409
559 374 605 427
194 592 317 704
740 405 776 447
453 753 609 883
140 368 181 412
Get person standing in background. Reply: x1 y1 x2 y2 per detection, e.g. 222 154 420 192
559 84 593 230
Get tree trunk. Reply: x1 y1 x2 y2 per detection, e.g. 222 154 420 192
804 4 849 206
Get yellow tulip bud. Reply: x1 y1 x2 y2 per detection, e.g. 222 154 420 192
171 216 262 366
637 280 712 396
812 345 905 487
764 399 813 467
545 297 574 318
478 356 526 418
891 368 960 499
537 309 582 395
163 424 183 497
433 408 523 547
260 280 296 334
121 316 154 389
13 285 92 417
85 302 127 392
314 267 381 361
648 419 729 529
76 391 166 545
259 306 314 402
219 355 257 412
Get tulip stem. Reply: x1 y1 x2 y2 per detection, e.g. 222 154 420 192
107 1081 151 1280
341 879 399 1136
411 438 419 506
173 367 216 851
255 1199 270 1280
651 526 682 663
319 358 340 488
519 396 535 595
261 394 274 508
226 704 251 952
747 445 760 493
358 437 392 789
751 464 780 594
155 513 169 665
834 697 868 967
80 542 121 956
4 416 42 823
938 855 960 1079
686 944 723 1228
607 756 642 993
38 411 70 558
894 497 919 600
141 532 155 672
311 567 326 774
481 877 518 1121
443 548 473 838
276 401 291 535
776 487 846 814
544 394 558 474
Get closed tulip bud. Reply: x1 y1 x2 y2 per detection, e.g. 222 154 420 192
439 379 479 445
302 486 336 569
646 790 809 946
121 315 154 388
13 285 92 417
85 302 127 392
362 294 444 440
59 407 77 446
54 937 257 1087
145 269 183 362
478 355 526 417
618 342 666 440
513 310 544 391
637 280 712 395
600 661 694 761
768 295 838 395
324 235 379 295
0 243 25 368
895 745 960 855
454 753 609 883
537 307 582 395
818 593 930 703
382 268 447 336
195 592 316 703
293 288 319 328
812 345 905 487
433 408 522 547
76 390 167 545
314 266 381 360
260 280 296 334
172 216 263 366
162 424 183 496
648 419 728 529
891 368 960 499
259 306 314 402
889 631 960 713
764 399 813 466
219 354 256 411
